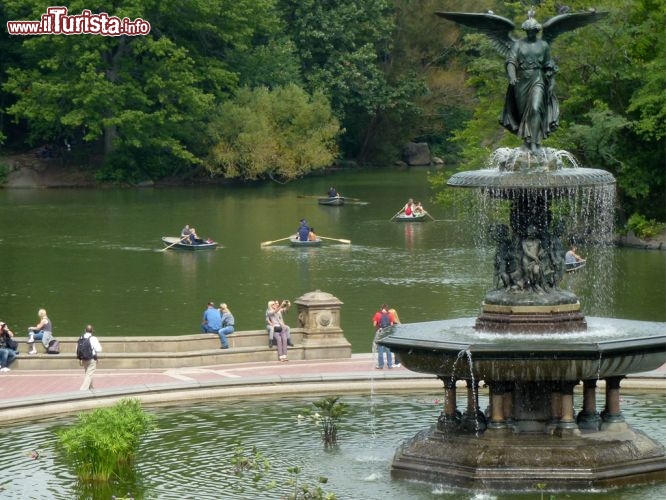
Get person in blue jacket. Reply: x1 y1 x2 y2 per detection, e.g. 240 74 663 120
297 219 310 241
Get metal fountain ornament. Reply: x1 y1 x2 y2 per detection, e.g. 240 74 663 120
378 7 666 492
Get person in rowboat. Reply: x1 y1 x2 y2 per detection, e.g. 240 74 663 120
308 227 318 241
565 245 585 266
297 219 310 241
403 198 414 216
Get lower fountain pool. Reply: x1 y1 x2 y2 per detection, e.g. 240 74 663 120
2 391 664 499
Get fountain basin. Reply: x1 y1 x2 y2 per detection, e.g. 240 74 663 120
379 317 666 381
379 316 666 490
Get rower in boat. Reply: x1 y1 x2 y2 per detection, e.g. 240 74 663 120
565 244 586 271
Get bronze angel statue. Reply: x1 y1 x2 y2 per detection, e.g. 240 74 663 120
437 8 607 154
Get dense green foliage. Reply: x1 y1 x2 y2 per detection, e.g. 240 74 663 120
0 1 662 220
56 398 155 482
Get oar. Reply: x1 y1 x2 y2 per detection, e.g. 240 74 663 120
319 236 351 245
161 235 189 251
390 208 404 221
425 211 436 221
260 235 293 247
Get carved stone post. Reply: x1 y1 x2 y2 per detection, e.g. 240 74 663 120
437 377 460 432
460 379 487 433
293 290 351 360
577 379 601 430
555 381 580 436
487 381 508 430
601 376 626 430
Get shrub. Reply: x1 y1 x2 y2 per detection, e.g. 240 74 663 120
625 213 665 239
56 398 155 482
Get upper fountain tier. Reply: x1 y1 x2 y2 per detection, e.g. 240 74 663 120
447 147 615 193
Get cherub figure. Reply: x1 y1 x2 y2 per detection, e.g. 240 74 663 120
437 8 607 154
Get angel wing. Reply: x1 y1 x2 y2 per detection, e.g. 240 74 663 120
541 11 608 45
436 12 516 58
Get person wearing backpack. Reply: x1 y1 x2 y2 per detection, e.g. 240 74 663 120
77 324 102 390
372 304 395 369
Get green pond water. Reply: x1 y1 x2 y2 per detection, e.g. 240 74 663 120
3 391 665 499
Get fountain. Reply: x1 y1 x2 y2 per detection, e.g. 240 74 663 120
377 8 666 492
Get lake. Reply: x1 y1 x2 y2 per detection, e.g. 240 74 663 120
0 168 664 351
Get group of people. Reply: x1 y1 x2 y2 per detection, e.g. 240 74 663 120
0 309 102 390
372 304 401 369
296 219 317 242
200 299 293 361
402 198 425 217
200 302 236 348
0 308 54 370
180 224 211 245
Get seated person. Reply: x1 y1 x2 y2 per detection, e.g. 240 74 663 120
0 322 18 372
297 219 310 241
565 245 585 267
327 187 339 198
180 224 191 243
201 302 222 333
308 227 318 241
413 201 424 215
266 300 293 348
403 198 414 216
188 227 205 245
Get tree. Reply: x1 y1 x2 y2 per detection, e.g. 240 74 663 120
278 0 425 160
206 85 340 181
2 0 286 181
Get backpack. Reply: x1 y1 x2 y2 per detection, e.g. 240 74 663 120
47 339 60 354
378 311 391 329
77 335 94 360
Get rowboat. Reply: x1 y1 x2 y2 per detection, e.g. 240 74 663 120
161 236 218 251
318 196 345 206
289 237 322 247
566 260 586 272
394 212 428 222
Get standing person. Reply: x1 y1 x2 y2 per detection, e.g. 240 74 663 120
372 304 395 369
27 308 53 355
0 321 19 372
388 307 402 367
77 325 102 390
266 299 293 355
201 302 222 333
217 303 235 349
297 219 310 242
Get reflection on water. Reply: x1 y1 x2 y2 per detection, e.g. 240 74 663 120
2 392 664 499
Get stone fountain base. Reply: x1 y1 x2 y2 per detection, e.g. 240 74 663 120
477 289 586 332
392 424 666 490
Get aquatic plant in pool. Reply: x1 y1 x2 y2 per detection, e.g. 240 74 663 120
56 399 155 482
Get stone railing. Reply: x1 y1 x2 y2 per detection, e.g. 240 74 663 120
13 290 352 370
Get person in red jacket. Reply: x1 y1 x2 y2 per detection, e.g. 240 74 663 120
372 304 395 369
